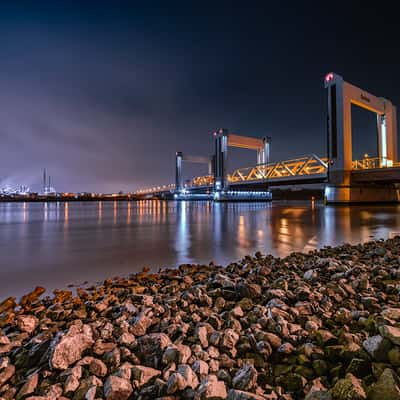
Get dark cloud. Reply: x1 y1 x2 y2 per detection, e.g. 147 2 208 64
0 1 399 192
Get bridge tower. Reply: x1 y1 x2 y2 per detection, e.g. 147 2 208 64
213 129 229 192
175 152 183 192
324 73 399 203
175 151 213 198
213 128 271 192
213 129 271 201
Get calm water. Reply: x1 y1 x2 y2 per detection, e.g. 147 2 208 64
1 200 400 299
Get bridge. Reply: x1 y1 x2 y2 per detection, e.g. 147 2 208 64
135 73 400 204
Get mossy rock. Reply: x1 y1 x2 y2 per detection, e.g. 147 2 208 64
330 373 366 400
294 365 315 380
372 362 392 379
330 363 344 379
313 359 329 376
368 368 400 400
346 358 371 378
325 345 345 362
273 364 294 376
297 353 311 365
388 347 400 367
283 372 307 395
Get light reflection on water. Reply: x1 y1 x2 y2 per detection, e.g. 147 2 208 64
1 200 400 298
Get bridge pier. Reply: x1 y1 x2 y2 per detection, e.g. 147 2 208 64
324 184 400 204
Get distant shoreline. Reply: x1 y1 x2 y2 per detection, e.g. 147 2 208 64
0 196 137 203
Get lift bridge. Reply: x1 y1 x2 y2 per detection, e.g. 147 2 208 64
135 73 400 204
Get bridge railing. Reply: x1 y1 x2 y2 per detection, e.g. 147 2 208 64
189 175 214 187
135 183 176 195
352 157 398 170
229 154 328 183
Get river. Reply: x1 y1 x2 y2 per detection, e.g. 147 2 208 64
1 200 400 299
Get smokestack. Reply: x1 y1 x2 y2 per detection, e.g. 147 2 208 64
48 175 51 192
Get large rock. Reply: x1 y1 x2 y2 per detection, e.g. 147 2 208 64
137 333 172 368
221 329 240 351
0 364 15 387
177 364 199 390
379 325 400 346
388 347 400 367
104 376 133 400
16 373 38 399
283 373 307 395
130 313 152 336
167 372 187 394
163 344 191 364
16 315 39 334
362 335 392 362
228 389 270 399
192 359 209 376
0 297 16 314
236 282 262 299
50 323 94 370
382 308 400 321
19 287 45 308
232 363 258 391
368 368 400 400
196 325 209 348
330 373 366 400
131 365 161 388
89 357 108 377
197 375 227 399
305 390 332 400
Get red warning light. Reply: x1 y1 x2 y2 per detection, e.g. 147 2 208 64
325 73 334 82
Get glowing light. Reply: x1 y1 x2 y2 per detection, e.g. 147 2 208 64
381 116 387 161
325 72 334 82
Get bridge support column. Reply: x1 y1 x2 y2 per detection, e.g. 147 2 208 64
324 184 400 204
214 129 228 193
175 152 183 193
257 137 271 165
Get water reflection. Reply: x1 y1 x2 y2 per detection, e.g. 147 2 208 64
98 201 102 224
2 200 400 298
127 202 131 225
113 201 117 225
64 202 69 224
23 202 27 223
175 201 192 265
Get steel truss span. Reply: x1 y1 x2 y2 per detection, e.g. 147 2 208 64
229 154 327 183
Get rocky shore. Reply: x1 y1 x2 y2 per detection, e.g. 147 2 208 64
1 238 400 399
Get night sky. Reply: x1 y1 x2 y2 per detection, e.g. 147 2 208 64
1 1 399 192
